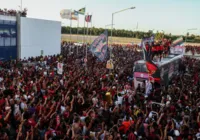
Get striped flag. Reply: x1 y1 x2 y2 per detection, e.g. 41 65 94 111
85 15 92 22
78 7 86 15
71 10 79 20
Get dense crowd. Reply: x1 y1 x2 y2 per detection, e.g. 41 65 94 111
185 45 200 55
0 41 199 140
0 8 27 17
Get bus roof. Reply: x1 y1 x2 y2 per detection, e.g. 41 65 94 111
135 54 183 66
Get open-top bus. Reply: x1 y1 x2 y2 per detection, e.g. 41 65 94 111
133 53 183 90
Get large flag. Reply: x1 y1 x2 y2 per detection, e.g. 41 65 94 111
71 10 79 20
85 15 92 22
60 9 71 19
170 37 184 54
171 37 183 47
90 30 108 61
78 7 86 15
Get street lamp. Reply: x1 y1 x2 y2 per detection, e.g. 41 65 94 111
105 24 115 29
105 24 115 45
110 7 136 60
20 0 23 11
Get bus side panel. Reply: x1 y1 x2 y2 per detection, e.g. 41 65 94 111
160 57 182 86
160 63 170 86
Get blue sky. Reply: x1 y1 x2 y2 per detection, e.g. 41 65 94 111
1 0 200 35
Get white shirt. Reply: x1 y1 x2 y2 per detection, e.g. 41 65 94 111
60 106 66 114
20 102 27 110
116 96 123 105
14 104 21 115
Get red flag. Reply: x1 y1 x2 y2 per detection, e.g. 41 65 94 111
146 61 157 75
85 15 92 22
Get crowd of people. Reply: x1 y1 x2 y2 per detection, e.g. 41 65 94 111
0 8 27 17
0 41 199 140
185 45 200 55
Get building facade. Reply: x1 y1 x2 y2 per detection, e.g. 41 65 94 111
0 15 17 60
0 14 61 61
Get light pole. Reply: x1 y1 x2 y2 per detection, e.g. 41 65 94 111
105 24 114 45
105 24 115 30
110 6 136 60
21 0 22 11
185 28 197 43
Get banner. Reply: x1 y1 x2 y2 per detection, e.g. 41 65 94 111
90 30 108 61
57 63 63 75
170 44 185 55
106 60 114 69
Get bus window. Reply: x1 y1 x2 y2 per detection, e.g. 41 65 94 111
134 63 147 73
141 64 147 72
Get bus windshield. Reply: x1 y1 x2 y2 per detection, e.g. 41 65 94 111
134 63 147 73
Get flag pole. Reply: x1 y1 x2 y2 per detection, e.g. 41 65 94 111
86 13 89 66
77 15 79 55
70 9 72 42
83 17 85 43
83 7 86 44
90 13 93 43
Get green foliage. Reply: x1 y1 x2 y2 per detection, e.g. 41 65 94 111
61 26 200 43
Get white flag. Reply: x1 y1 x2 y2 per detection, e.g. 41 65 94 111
57 63 63 75
60 9 71 19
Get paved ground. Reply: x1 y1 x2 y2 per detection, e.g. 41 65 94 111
62 34 141 44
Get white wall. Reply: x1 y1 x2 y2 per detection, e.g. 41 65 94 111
20 17 61 59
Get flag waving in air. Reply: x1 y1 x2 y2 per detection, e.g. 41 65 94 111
71 10 79 20
90 30 108 61
171 37 183 48
60 9 71 19
78 7 86 15
85 15 92 22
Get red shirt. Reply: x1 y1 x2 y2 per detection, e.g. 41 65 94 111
152 46 157 52
119 120 134 134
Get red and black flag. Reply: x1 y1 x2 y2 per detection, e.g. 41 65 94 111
146 61 161 82
85 15 92 22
